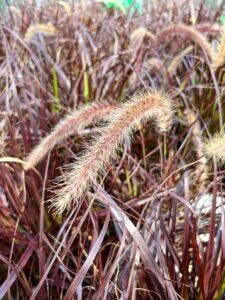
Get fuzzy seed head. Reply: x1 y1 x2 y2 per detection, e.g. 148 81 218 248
130 27 155 44
25 23 57 41
213 31 225 69
51 90 174 214
25 101 116 171
203 132 225 163
157 24 213 60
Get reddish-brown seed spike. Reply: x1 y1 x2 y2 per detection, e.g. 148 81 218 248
203 132 225 163
213 31 225 69
24 23 57 41
51 90 174 214
25 101 117 170
157 24 213 60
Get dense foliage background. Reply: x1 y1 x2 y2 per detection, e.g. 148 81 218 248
0 0 225 299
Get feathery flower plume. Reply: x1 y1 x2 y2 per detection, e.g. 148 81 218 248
25 101 117 170
24 23 57 41
196 23 221 34
59 1 72 16
51 90 174 214
157 24 213 60
203 132 225 163
130 27 156 44
212 30 225 69
185 108 208 192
